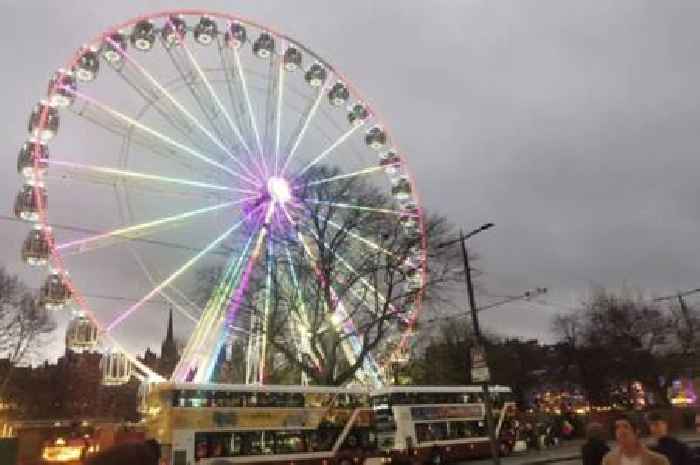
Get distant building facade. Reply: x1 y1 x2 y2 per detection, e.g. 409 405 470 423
0 309 180 422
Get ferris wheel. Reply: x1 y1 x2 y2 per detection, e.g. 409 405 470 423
15 10 427 387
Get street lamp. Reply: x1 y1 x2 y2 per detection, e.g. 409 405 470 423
437 222 501 465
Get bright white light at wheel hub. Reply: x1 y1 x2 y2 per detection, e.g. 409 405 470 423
267 176 292 204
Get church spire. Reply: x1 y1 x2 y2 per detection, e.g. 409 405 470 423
165 306 174 345
160 307 178 377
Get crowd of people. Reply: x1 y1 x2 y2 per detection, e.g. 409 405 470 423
583 413 698 465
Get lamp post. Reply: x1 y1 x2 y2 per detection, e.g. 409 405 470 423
437 222 500 465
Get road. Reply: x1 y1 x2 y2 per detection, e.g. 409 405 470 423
461 433 700 465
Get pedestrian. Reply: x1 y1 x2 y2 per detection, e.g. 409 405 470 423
85 441 159 465
602 414 669 465
647 412 694 465
582 422 610 465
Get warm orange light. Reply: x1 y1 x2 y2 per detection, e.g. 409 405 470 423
42 445 82 462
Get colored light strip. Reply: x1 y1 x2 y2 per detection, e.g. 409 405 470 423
67 88 257 187
258 236 274 383
106 218 247 332
305 228 402 320
284 245 321 369
233 46 266 175
47 159 255 195
306 199 413 216
281 204 382 385
105 37 258 181
323 217 395 257
57 200 242 252
172 212 261 382
307 165 384 186
298 122 365 176
281 84 326 176
177 40 255 159
274 59 285 175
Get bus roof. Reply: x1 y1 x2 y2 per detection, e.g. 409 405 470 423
370 385 512 395
146 383 511 395
149 383 371 395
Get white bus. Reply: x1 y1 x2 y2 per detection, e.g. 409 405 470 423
140 383 514 465
370 385 515 464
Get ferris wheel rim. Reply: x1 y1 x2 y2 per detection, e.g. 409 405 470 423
27 9 429 385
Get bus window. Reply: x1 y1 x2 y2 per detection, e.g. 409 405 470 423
290 393 305 407
224 392 244 407
371 395 390 409
253 432 274 454
448 421 469 439
189 390 205 408
415 422 448 443
257 393 273 407
275 431 307 453
246 393 258 407
240 431 274 455
209 433 229 457
194 432 232 459
180 390 196 407
229 433 241 455
342 427 375 451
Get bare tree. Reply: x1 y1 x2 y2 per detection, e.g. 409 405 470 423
551 288 674 406
227 165 462 385
0 267 55 395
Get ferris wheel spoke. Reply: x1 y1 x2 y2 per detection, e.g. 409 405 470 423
66 88 260 188
291 227 382 385
169 34 255 160
161 39 239 158
257 234 274 383
175 202 273 383
105 217 248 332
307 166 385 186
217 39 267 180
66 104 223 182
127 248 200 324
45 159 255 196
232 46 266 175
56 199 243 255
106 38 257 179
174 214 263 382
283 245 320 369
280 83 327 177
297 122 367 176
268 57 285 175
322 217 395 257
305 199 412 217
104 56 219 160
304 227 399 317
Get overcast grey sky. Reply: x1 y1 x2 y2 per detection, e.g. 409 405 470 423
2 0 700 359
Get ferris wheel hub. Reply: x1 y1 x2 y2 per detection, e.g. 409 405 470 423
266 176 292 205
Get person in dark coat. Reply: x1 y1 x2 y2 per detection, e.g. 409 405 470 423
648 412 694 465
582 422 611 465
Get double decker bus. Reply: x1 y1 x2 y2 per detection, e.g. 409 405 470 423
370 385 516 464
141 384 514 465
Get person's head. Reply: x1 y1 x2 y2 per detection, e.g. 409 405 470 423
85 441 159 465
586 422 605 441
647 412 669 439
613 414 641 449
